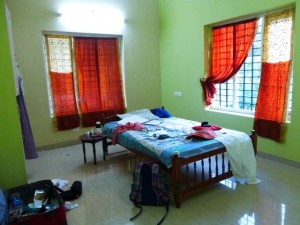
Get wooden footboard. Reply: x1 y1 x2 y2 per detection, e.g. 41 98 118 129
102 116 257 208
171 148 229 208
171 130 257 208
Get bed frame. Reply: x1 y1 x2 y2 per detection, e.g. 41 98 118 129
102 115 257 208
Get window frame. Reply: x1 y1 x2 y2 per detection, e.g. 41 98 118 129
42 32 126 118
207 13 293 122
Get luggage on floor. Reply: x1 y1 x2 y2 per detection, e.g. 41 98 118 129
0 187 7 225
55 181 82 201
129 161 169 225
4 179 67 225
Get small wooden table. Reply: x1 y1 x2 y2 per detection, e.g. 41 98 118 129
79 134 107 165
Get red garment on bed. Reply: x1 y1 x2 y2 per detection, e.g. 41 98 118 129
192 125 222 131
113 122 144 144
187 125 222 140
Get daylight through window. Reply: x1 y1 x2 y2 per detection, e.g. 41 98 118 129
44 34 126 130
210 12 293 121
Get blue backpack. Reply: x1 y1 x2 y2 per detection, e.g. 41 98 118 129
129 161 169 225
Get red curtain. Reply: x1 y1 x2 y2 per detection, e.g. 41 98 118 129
254 62 291 141
201 18 258 106
97 39 125 114
75 38 125 127
50 72 80 130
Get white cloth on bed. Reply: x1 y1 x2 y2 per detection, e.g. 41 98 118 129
215 129 260 184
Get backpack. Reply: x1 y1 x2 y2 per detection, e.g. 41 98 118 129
129 161 169 225
55 181 82 201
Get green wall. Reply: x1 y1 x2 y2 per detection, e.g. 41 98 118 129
0 0 27 190
160 0 300 163
2 0 300 191
6 0 161 148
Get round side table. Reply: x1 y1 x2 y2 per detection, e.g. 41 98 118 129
79 134 107 165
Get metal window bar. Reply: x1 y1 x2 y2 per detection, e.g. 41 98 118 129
213 18 263 112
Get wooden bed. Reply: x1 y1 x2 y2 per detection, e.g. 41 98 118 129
102 113 257 208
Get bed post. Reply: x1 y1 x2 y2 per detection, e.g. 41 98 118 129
172 152 182 208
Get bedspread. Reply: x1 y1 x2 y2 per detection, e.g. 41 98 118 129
215 129 259 184
103 117 257 183
104 117 224 168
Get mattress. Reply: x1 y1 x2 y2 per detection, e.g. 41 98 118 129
103 117 225 168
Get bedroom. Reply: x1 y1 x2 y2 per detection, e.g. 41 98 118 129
0 0 300 224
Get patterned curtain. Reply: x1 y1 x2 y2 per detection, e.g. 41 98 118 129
75 37 125 127
97 39 126 115
45 35 80 130
254 9 295 142
201 18 258 106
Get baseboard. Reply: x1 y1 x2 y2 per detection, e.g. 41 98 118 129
37 140 81 151
257 151 300 169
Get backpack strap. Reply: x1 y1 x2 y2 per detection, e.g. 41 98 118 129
54 185 65 194
130 161 170 224
129 162 148 222
151 164 169 203
151 163 170 225
157 201 169 225
129 203 143 221
129 162 144 202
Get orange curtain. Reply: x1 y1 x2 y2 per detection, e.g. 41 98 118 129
201 18 258 106
46 35 80 131
97 39 125 114
75 37 125 127
254 9 294 142
50 72 80 130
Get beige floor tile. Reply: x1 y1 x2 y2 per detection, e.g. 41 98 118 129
26 144 300 225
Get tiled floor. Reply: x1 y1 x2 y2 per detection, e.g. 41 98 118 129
26 144 300 225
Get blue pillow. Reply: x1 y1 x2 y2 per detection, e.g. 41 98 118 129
151 108 172 118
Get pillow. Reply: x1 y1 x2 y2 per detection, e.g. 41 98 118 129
117 115 148 125
117 109 159 120
151 108 172 118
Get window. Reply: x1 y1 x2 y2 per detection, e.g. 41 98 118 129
212 19 262 114
210 13 293 121
44 34 125 130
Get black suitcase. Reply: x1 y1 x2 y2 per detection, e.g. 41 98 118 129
4 180 67 225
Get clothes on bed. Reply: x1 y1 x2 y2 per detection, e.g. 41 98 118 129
215 129 260 184
104 117 224 168
105 117 258 184
186 130 216 140
186 125 222 140
192 124 222 131
113 122 144 145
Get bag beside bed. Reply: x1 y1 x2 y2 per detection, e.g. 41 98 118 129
129 161 169 225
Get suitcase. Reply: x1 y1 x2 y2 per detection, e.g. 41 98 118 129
0 187 7 225
4 180 67 225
